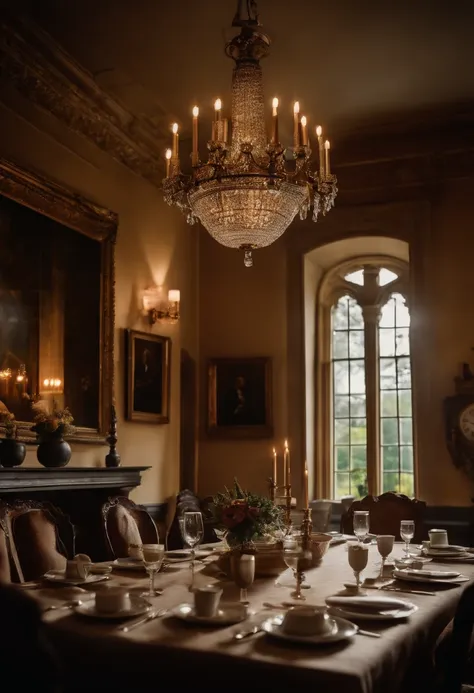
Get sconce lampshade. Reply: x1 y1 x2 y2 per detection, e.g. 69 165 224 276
168 289 180 303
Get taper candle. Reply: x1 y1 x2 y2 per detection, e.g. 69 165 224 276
325 140 331 175
283 440 288 487
293 102 300 149
192 106 199 166
172 123 179 157
213 98 222 140
301 115 308 147
271 97 279 144
165 148 172 177
316 125 324 177
304 460 309 509
273 447 277 484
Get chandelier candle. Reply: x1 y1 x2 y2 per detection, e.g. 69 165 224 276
317 126 324 177
293 101 300 148
273 447 277 485
172 123 179 158
165 148 172 177
300 116 308 147
271 97 279 144
304 460 309 509
162 1 338 266
192 106 199 166
325 140 331 175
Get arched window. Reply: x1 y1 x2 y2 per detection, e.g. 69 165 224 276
319 257 414 499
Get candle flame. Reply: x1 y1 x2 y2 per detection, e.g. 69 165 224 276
172 123 178 134
273 447 276 454
284 439 288 449
316 125 322 137
301 115 307 127
192 106 199 117
165 149 172 160
325 139 330 149
305 460 308 472
214 98 222 111
293 101 300 114
272 97 279 109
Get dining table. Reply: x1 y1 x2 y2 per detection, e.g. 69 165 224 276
28 541 474 693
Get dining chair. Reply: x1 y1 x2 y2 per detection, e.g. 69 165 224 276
434 582 474 693
340 491 426 543
0 500 74 583
101 496 160 559
165 489 219 550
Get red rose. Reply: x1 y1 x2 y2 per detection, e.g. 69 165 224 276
247 506 260 518
221 506 247 529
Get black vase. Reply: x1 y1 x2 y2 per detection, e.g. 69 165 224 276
0 439 26 468
37 437 72 468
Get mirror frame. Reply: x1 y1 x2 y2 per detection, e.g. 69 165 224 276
0 156 117 444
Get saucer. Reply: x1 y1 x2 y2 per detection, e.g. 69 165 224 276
393 568 469 584
75 595 151 620
171 602 248 626
43 570 109 586
261 614 357 644
112 558 146 571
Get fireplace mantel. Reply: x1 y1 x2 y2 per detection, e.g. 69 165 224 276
0 466 150 494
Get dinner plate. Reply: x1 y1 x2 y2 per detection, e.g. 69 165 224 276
165 550 214 563
327 602 418 621
393 569 469 584
261 614 358 645
424 548 473 558
43 570 109 586
170 602 247 626
112 558 146 571
74 595 150 621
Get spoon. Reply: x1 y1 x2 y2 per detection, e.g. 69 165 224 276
43 599 87 612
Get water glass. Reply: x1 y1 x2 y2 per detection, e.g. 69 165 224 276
141 543 165 598
348 542 369 592
182 511 204 590
232 553 255 604
353 511 370 542
400 520 415 559
376 535 395 578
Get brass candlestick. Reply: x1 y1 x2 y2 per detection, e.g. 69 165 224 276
267 477 277 503
284 483 292 528
301 507 313 551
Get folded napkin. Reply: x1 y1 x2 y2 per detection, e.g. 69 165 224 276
427 545 467 553
400 569 460 579
325 595 408 611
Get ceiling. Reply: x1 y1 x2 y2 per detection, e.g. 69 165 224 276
11 0 474 146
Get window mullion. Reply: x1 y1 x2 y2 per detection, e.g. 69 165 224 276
362 305 380 496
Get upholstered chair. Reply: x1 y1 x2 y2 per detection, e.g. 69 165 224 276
0 500 74 583
102 496 160 559
340 491 426 543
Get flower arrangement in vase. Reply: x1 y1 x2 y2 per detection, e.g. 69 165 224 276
31 401 75 468
0 408 26 468
212 479 283 550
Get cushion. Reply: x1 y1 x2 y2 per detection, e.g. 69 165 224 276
12 510 67 582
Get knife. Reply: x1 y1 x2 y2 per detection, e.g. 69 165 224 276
119 608 168 633
365 585 436 597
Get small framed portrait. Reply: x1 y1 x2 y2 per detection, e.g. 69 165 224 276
125 329 171 424
207 357 273 439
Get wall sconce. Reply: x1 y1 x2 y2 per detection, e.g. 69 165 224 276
42 378 63 393
142 287 180 325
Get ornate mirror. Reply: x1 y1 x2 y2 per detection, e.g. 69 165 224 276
0 157 116 443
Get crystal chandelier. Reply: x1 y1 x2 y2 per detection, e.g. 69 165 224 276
163 0 338 266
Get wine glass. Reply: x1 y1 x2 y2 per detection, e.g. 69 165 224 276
400 520 415 560
284 545 312 601
232 553 255 604
141 543 165 598
353 511 370 542
182 511 204 590
348 542 369 593
376 535 395 579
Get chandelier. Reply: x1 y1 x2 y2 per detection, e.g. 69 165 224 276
163 0 338 267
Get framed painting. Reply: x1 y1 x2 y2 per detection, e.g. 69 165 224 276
125 330 171 424
207 357 273 439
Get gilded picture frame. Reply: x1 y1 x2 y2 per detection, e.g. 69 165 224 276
125 330 171 424
207 357 273 439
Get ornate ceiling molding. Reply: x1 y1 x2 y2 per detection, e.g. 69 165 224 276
0 13 165 186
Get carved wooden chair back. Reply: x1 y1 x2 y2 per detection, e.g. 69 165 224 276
102 496 160 559
0 500 75 583
340 492 426 543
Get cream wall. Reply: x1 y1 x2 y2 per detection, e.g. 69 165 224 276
0 93 198 504
198 178 474 507
197 230 288 498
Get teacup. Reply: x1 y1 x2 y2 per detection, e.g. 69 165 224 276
429 529 448 547
95 588 131 614
65 554 91 581
194 585 223 618
128 543 144 561
282 607 334 637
